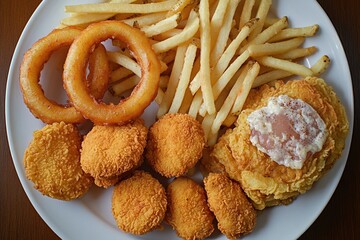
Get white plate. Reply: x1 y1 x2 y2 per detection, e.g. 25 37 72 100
6 0 354 239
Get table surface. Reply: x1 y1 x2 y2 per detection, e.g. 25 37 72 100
1 0 359 239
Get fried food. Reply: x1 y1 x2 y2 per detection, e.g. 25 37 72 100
63 20 161 125
199 147 226 177
23 122 93 200
145 113 205 178
112 170 167 235
80 119 147 188
204 173 256 239
20 27 109 124
166 177 214 240
211 77 349 210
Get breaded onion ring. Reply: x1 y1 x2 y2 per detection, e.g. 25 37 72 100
63 21 161 125
20 27 109 124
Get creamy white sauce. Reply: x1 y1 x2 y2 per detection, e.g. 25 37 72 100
247 95 327 169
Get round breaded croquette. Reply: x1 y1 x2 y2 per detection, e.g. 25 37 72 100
80 119 147 187
204 173 256 239
145 113 205 178
166 177 214 240
23 122 93 200
112 170 167 235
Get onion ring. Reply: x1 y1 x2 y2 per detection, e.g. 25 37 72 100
20 27 109 124
63 21 161 125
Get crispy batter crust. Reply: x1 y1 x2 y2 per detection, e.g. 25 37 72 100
146 113 205 178
23 122 93 200
112 171 167 235
80 119 147 187
211 77 349 210
166 177 214 240
204 173 256 239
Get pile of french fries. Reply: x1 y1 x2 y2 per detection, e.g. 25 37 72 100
62 0 330 145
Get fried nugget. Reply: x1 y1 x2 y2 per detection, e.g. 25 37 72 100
211 77 349 210
23 122 93 200
112 170 167 235
204 173 256 239
166 177 214 240
145 113 205 178
80 119 147 188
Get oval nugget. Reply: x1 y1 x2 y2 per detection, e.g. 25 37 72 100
112 171 167 235
166 177 214 240
204 173 256 239
24 122 93 200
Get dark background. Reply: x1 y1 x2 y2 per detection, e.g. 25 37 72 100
1 0 359 239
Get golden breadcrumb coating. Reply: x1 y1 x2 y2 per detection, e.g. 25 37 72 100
80 119 147 187
211 77 349 210
23 122 93 200
204 173 256 239
166 177 214 240
199 147 226 177
146 113 205 178
112 171 167 235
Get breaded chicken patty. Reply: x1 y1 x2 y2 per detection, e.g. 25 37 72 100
146 113 205 178
24 122 93 200
112 171 167 235
166 177 214 240
80 119 147 188
211 77 349 210
204 173 256 239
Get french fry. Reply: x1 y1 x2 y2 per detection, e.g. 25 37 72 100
189 18 257 95
61 13 115 26
188 90 203 118
210 0 241 66
274 46 317 60
264 17 281 28
110 67 133 83
199 0 216 115
248 0 272 40
240 16 288 53
113 13 135 21
152 10 199 53
178 88 194 114
269 24 319 42
141 13 180 37
111 75 140 95
159 75 170 89
157 43 188 118
256 56 314 77
153 28 183 41
248 37 305 57
107 51 142 77
231 62 260 114
252 69 292 88
209 0 230 49
222 114 237 127
166 0 193 16
209 50 250 103
239 0 255 29
155 88 165 104
65 0 178 14
121 12 167 27
168 44 198 113
201 113 216 141
210 63 256 141
311 55 331 76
